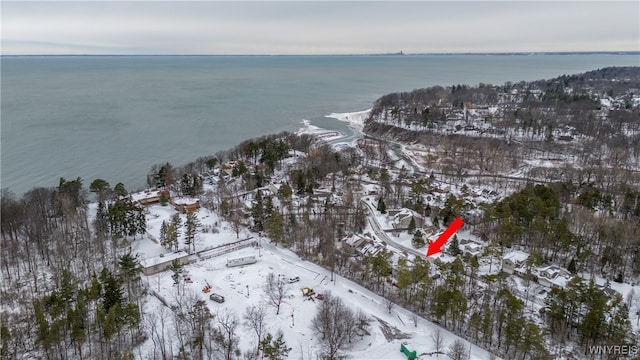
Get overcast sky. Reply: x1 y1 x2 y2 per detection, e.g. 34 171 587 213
3 1 639 55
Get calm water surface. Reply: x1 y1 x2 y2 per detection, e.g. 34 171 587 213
2 54 639 195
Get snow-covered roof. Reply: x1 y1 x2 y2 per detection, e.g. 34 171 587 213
173 197 200 205
537 264 570 279
141 250 190 268
502 250 529 264
267 184 280 194
462 242 482 254
392 208 423 222
548 273 572 289
130 189 167 203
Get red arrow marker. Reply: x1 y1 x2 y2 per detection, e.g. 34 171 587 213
426 217 464 257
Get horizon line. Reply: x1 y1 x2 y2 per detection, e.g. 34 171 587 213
3 51 640 57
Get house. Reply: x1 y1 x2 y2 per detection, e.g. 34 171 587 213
345 233 385 257
141 250 191 275
266 184 280 196
172 197 201 213
389 208 424 230
599 285 621 298
309 191 332 204
501 250 529 275
433 185 451 194
420 225 438 239
219 160 239 178
536 265 572 289
130 189 170 205
460 240 482 256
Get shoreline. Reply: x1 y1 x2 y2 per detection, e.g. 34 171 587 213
296 109 371 146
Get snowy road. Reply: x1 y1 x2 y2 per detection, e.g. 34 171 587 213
362 200 429 261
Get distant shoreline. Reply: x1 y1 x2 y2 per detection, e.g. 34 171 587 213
3 51 640 57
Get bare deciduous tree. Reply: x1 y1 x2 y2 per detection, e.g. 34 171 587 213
310 292 359 360
432 329 444 357
213 308 240 360
446 339 468 360
385 294 396 314
228 209 243 239
243 304 267 355
263 273 288 315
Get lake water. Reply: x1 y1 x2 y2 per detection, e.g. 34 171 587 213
2 54 638 195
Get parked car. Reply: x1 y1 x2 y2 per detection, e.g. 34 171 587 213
209 293 225 303
288 276 300 284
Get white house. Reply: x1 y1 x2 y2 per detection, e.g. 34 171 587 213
389 208 424 230
460 240 483 256
536 265 572 289
501 250 529 275
346 233 385 257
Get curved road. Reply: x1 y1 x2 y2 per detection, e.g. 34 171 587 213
361 200 430 262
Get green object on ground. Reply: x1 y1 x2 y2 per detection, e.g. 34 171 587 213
400 343 417 360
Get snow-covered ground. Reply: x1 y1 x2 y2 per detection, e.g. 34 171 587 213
142 237 497 360
132 103 638 358
297 119 343 142
296 109 372 149
129 203 254 260
135 198 496 359
326 109 371 131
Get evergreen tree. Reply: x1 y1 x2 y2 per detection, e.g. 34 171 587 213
184 212 200 253
448 235 462 256
181 173 192 196
89 178 111 203
100 268 124 313
407 216 416 234
277 183 292 201
265 210 285 245
395 258 412 301
169 260 184 286
155 163 173 189
187 299 211 358
164 213 182 251
219 199 230 216
439 194 464 225
232 161 248 177
95 200 108 235
159 220 169 247
114 182 128 198
264 195 274 217
259 331 291 360
55 177 85 211
132 203 146 239
118 252 142 299
252 191 264 231
159 192 169 206
567 257 577 273
206 157 218 169
412 230 425 248
106 199 146 239
376 197 387 214
370 251 392 291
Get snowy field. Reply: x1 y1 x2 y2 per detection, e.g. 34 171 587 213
130 196 496 359
142 238 497 359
